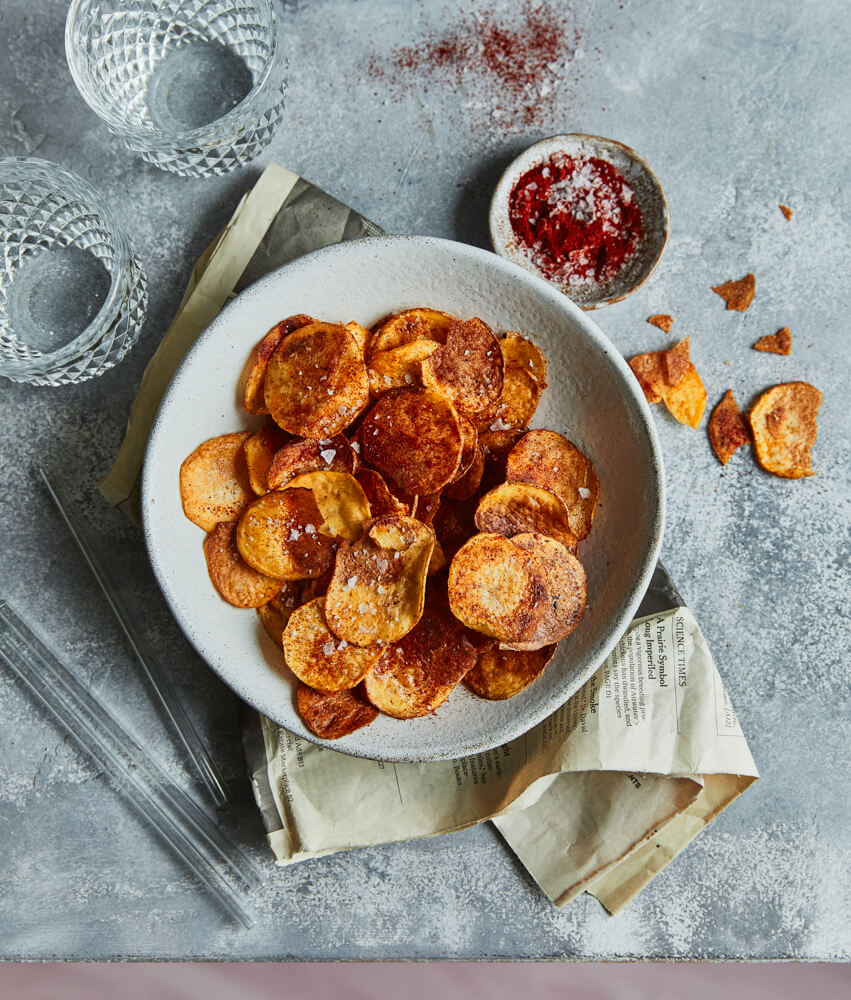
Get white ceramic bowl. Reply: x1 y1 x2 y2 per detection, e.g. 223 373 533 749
143 236 664 762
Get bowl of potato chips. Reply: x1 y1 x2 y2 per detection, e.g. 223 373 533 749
143 236 664 762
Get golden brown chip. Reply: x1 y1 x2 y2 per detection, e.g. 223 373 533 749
779 204 794 221
267 435 357 490
475 482 577 551
358 387 463 496
499 331 548 388
363 604 477 718
664 362 707 427
283 598 383 692
629 344 706 427
421 317 504 420
444 444 485 502
355 468 409 517
180 432 253 532
368 307 453 357
296 682 378 739
487 366 542 431
664 337 691 387
505 430 599 540
324 515 435 647
708 390 751 465
464 643 557 700
628 350 666 403
257 582 304 649
264 322 370 437
284 470 371 542
447 532 547 643
508 533 587 647
712 273 755 312
367 340 439 395
243 315 313 415
754 328 791 355
647 314 674 333
244 420 292 495
236 489 335 580
203 521 283 608
749 381 822 478
344 321 370 354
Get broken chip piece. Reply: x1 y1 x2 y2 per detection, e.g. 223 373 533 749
708 390 751 466
664 362 706 427
203 521 283 608
629 339 706 427
647 314 674 333
754 328 791 355
180 431 254 532
779 204 793 221
712 273 755 312
465 643 557 700
296 682 378 739
749 381 822 478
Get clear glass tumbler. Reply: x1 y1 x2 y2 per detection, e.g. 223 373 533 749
0 158 147 386
66 0 287 177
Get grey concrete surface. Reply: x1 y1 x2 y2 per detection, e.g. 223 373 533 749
0 0 848 961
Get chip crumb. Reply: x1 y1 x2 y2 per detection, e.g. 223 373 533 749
779 204 793 221
647 314 674 333
712 273 755 312
754 327 791 355
708 389 750 465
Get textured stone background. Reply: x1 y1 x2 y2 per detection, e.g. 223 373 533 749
0 0 848 960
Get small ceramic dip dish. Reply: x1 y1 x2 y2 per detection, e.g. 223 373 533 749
489 134 669 309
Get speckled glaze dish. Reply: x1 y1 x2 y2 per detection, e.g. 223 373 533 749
142 236 664 763
490 134 669 310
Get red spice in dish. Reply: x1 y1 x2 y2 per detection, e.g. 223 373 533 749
508 154 644 287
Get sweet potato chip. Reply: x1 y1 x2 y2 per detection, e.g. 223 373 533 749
629 343 706 427
505 430 599 540
475 482 577 551
749 381 822 478
754 328 791 355
283 597 383 691
257 582 304 649
647 314 674 333
236 489 335 580
264 322 369 437
367 340 439 395
180 432 254 532
203 521 283 608
508 533 587 647
447 532 547 643
244 420 292 495
284 470 371 542
355 468 409 517
296 682 378 739
499 331 548 388
664 362 707 427
359 387 463 496
487 366 542 431
454 416 479 479
779 204 793 221
324 515 435 646
628 350 666 403
363 604 477 718
243 314 313 415
664 337 691 387
464 643 557 700
368 307 453 357
712 273 755 312
444 444 485 502
421 317 504 420
267 435 357 490
344 321 370 354
708 390 751 465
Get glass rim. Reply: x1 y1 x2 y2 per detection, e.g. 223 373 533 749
65 0 286 151
0 156 134 378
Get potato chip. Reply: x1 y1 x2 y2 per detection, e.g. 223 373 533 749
505 430 598 540
358 387 463 496
508 533 587 647
296 682 378 739
283 597 383 691
708 390 751 465
421 317 504 420
344 321 370 354
447 532 547 643
236 489 335 579
243 314 313 414
488 365 543 430
244 420 292 495
367 340 439 395
284 470 371 541
464 643 557 700
203 521 283 608
363 603 477 718
368 307 453 357
444 444 485 502
267 434 357 490
499 331 548 388
475 482 577 551
712 273 755 312
264 322 370 437
664 362 706 427
257 582 304 649
749 381 822 478
664 337 691 387
754 328 791 355
355 468 409 517
324 515 435 646
647 314 674 333
180 432 254 532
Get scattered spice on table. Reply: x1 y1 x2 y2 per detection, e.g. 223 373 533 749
711 273 755 312
754 327 791 355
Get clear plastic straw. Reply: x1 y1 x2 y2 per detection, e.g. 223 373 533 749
39 467 229 807
0 599 259 928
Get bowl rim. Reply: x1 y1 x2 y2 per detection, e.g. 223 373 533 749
142 234 665 762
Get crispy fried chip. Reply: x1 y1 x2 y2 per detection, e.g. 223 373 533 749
421 317 504 419
629 343 706 427
664 337 691 387
283 597 383 692
499 331 548 387
447 532 547 643
444 444 485 502
180 432 253 532
203 521 283 608
708 390 751 465
244 420 292 495
367 340 439 395
505 430 598 540
243 314 313 414
749 381 822 478
475 482 577 551
359 387 463 496
628 350 666 403
324 515 435 646
257 582 304 649
664 362 707 427
779 204 793 221
236 489 335 579
647 314 674 333
363 604 477 718
411 491 440 526
296 682 378 739
754 328 792 355
464 643 557 700
368 307 453 357
712 273 755 312
264 322 369 436
487 366 542 431
284 470 371 541
267 434 357 490
508 533 587 647
344 321 370 354
355 468 409 517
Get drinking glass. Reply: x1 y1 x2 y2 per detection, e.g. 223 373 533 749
0 158 147 386
66 0 287 177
